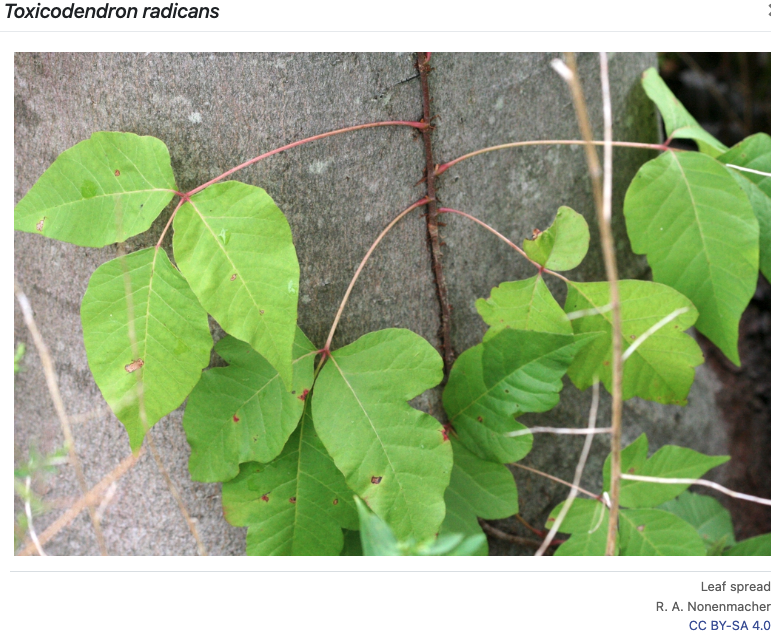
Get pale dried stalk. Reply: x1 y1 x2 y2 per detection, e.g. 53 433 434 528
14 279 109 556
146 434 208 556
554 52 623 556
17 448 144 556
504 427 611 438
24 476 46 556
510 462 599 501
620 474 771 507
535 380 601 556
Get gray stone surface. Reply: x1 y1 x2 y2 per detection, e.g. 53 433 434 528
14 53 728 556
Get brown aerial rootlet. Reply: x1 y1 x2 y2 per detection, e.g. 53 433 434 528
125 358 144 373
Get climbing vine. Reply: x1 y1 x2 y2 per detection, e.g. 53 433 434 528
14 55 771 556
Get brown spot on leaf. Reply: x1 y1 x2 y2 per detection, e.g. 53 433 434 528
36 218 45 232
441 425 449 442
371 476 382 485
230 274 237 281
261 495 269 502
637 524 645 532
289 497 296 504
114 169 120 177
259 309 265 315
628 467 635 473
125 358 144 373
630 335 636 340
477 416 484 423
233 414 240 423
603 360 610 366
532 228 542 239
332 498 338 505
298 389 309 401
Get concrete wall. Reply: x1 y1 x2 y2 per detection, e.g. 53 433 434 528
14 53 727 555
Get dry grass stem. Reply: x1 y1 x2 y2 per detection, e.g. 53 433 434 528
15 278 109 555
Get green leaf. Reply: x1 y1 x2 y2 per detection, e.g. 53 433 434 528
476 275 572 340
725 533 771 556
658 492 736 549
173 181 299 388
603 437 730 508
313 329 451 541
623 151 758 365
15 132 177 247
566 279 703 405
522 206 590 270
444 330 593 464
81 247 212 451
547 497 608 534
619 509 706 555
726 170 771 283
355 497 401 556
718 132 771 196
183 328 316 483
550 499 610 556
641 67 727 157
602 433 649 493
439 439 519 556
221 401 357 556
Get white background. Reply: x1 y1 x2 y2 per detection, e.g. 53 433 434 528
6 1 771 640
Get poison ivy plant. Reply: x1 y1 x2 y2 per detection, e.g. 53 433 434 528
13 61 770 557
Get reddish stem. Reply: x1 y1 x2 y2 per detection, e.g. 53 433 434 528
324 197 431 353
155 197 187 249
437 207 569 283
187 121 428 198
435 139 672 177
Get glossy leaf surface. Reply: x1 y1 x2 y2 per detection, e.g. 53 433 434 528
725 534 771 556
641 67 727 157
81 247 212 450
566 279 703 405
623 151 758 365
522 206 589 270
726 168 771 282
549 499 609 556
174 181 299 388
184 328 316 483
313 329 451 541
15 132 177 247
221 401 357 556
476 276 571 340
